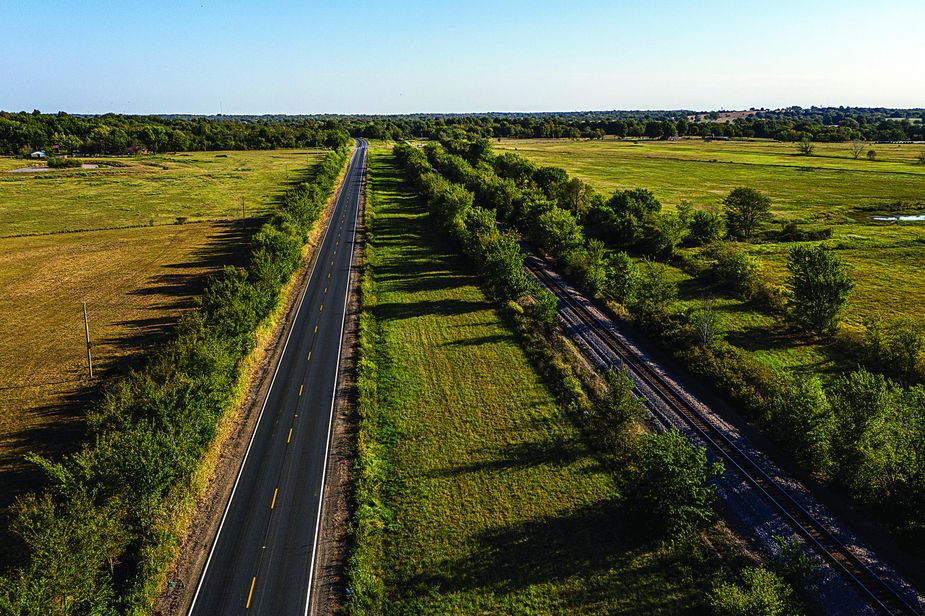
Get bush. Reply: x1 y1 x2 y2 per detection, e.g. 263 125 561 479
706 243 762 300
687 209 725 246
710 566 793 616
677 341 781 420
47 156 82 168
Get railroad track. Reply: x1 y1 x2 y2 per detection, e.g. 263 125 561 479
524 255 919 616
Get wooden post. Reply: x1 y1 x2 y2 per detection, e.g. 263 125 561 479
83 303 93 379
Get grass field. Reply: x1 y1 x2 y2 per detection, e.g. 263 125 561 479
0 149 323 236
0 149 321 563
496 138 925 374
349 148 720 613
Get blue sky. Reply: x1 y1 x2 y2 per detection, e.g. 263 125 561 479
1 0 922 114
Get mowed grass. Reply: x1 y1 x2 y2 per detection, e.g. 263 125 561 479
0 149 322 236
355 149 713 613
497 138 925 374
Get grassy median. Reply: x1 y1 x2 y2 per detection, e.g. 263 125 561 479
346 149 719 614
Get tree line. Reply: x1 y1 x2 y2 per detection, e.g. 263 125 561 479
0 145 351 613
4 107 924 157
0 110 351 155
419 138 925 547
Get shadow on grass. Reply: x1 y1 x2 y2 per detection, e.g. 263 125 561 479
429 433 602 478
395 500 697 612
0 219 253 570
0 384 90 569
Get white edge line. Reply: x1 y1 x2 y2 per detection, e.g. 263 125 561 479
304 140 365 616
187 143 358 616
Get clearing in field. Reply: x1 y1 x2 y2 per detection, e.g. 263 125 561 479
0 150 320 563
349 149 718 613
497 138 925 373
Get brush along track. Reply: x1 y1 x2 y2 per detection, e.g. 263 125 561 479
524 253 919 616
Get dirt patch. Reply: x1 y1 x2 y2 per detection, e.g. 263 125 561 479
308 157 366 616
154 159 353 616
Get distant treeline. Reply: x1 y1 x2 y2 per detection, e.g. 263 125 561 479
0 110 351 155
349 107 925 142
3 107 924 156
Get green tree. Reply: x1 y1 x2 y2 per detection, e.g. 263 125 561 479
767 375 834 473
709 242 762 300
607 251 640 305
625 429 724 537
786 244 853 336
532 206 584 259
690 296 724 346
531 287 558 329
723 187 771 239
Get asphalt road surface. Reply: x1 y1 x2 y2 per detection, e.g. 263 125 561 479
189 139 367 616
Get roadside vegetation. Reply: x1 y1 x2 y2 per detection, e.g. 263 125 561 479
0 143 350 613
344 147 802 614
436 137 925 550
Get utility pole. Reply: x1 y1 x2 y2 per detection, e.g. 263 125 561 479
83 303 93 379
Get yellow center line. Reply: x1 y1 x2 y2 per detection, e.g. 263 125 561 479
246 576 256 609
324 287 327 294
307 351 312 361
314 324 318 333
271 488 278 509
320 304 324 312
327 272 331 279
299 384 303 396
287 427 293 443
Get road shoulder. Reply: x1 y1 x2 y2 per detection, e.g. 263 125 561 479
154 157 353 616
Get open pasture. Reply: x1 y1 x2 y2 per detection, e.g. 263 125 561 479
0 149 322 236
497 138 925 373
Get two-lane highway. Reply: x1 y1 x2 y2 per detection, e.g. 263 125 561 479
189 139 367 615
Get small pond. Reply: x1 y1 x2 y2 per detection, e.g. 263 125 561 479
871 214 925 222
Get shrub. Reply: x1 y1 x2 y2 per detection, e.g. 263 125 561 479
710 566 793 616
706 243 762 300
687 209 725 246
47 156 82 168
